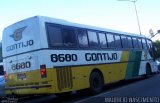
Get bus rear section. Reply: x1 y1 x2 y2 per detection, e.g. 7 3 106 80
2 16 55 96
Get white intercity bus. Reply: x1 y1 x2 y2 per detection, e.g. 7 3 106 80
2 16 158 96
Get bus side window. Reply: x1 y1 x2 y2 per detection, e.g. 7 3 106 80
106 33 115 48
77 29 89 47
132 37 138 49
138 38 143 49
47 25 63 46
142 39 147 49
87 31 99 48
121 35 127 48
0 65 4 75
115 35 122 48
62 27 77 47
127 36 133 48
147 39 152 49
98 33 107 48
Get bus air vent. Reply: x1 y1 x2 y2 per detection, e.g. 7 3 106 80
56 67 73 91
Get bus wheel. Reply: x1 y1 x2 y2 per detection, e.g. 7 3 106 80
89 71 104 95
145 64 152 78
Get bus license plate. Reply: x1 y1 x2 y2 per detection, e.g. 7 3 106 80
17 73 26 79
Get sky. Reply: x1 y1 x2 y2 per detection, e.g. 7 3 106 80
1 0 160 41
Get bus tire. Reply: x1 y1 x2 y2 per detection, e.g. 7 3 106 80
89 70 104 95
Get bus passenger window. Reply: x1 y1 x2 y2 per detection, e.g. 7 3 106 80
147 40 152 49
47 26 63 46
77 29 89 47
87 31 99 47
137 38 143 49
98 33 107 48
142 39 147 49
127 37 133 48
106 33 115 48
132 37 138 49
115 35 122 48
121 35 127 48
0 65 4 75
62 27 77 47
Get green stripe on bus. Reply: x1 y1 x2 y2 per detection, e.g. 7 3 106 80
125 51 142 79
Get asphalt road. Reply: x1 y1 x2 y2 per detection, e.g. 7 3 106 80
2 74 160 103
76 74 160 103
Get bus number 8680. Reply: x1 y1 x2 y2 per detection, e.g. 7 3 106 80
51 54 78 62
12 61 31 70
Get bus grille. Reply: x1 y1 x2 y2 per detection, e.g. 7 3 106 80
56 67 73 91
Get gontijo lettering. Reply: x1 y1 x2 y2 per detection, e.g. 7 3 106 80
85 53 118 61
6 40 34 52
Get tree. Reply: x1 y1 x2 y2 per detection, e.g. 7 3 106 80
153 40 160 59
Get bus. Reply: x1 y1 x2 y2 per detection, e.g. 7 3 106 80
2 16 158 96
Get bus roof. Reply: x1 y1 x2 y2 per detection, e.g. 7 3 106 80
4 15 148 39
